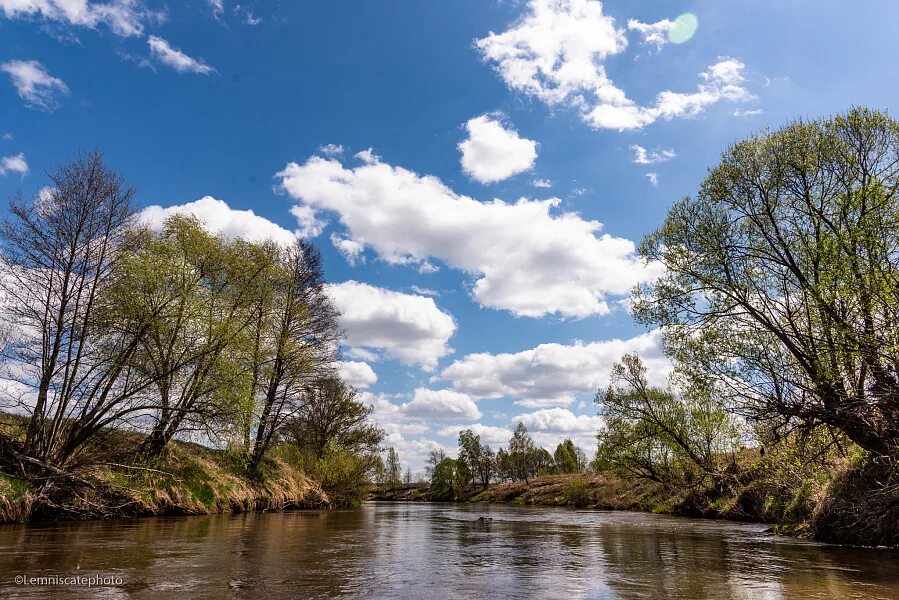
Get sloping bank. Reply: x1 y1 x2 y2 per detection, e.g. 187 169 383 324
0 436 331 524
370 467 899 548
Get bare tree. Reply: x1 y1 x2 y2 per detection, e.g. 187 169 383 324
0 151 161 465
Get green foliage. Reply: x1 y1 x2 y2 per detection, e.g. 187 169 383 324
509 422 536 483
634 107 899 456
595 354 740 489
429 458 460 501
305 444 380 507
383 447 402 492
563 479 590 507
554 440 579 474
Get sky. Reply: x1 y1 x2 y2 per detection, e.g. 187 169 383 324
2 0 899 471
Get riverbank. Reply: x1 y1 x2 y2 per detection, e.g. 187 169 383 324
370 461 899 548
0 419 331 524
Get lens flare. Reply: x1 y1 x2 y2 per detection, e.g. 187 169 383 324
668 13 699 44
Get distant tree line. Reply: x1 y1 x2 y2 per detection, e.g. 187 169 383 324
425 423 588 500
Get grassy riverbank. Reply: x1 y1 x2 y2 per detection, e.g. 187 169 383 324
0 415 331 524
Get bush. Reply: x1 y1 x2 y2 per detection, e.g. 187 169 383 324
563 479 590 507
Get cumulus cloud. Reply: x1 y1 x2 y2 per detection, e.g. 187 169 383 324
402 388 481 420
459 114 538 184
531 178 552 188
148 36 215 74
630 144 675 165
318 143 344 157
330 233 365 265
0 0 156 36
1 60 69 111
437 423 511 445
0 153 28 177
627 18 675 50
513 407 603 450
326 281 457 370
138 196 298 246
439 330 671 408
276 156 661 318
476 0 751 130
289 204 326 238
337 360 377 389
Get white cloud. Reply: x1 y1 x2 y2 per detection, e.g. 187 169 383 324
402 388 481 420
512 407 603 451
0 0 156 36
1 60 68 111
477 1 751 130
276 156 661 318
0 153 28 177
733 108 763 118
337 360 377 389
439 330 671 407
208 0 223 17
476 0 627 107
410 285 439 297
646 172 658 186
2 133 12 140
138 196 298 246
582 57 753 130
148 36 215 75
318 143 344 157
382 431 450 471
326 280 456 370
330 233 365 265
437 423 511 445
458 114 538 184
627 18 674 50
354 148 379 164
289 204 326 238
531 178 552 188
630 144 675 165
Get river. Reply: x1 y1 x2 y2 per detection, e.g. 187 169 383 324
0 502 896 599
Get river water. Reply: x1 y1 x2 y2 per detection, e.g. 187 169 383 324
0 502 896 599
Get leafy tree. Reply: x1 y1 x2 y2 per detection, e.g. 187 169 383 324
595 354 740 488
458 428 495 489
403 466 412 486
532 447 554 475
508 422 536 484
634 108 899 457
282 377 384 460
424 448 447 479
384 447 401 492
554 439 579 474
126 215 266 458
495 448 512 483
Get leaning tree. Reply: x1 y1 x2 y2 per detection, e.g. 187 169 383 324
634 107 899 456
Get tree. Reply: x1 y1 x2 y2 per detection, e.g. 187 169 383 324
508 422 535 484
403 466 413 486
495 448 512 483
554 440 579 474
384 447 401 492
424 448 447 479
247 240 341 473
127 216 267 458
595 354 740 488
0 152 160 465
282 377 383 460
429 457 458 501
634 108 899 457
458 429 495 489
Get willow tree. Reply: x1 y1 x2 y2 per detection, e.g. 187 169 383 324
120 216 271 458
634 108 899 456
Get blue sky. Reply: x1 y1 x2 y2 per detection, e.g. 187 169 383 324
3 0 898 470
